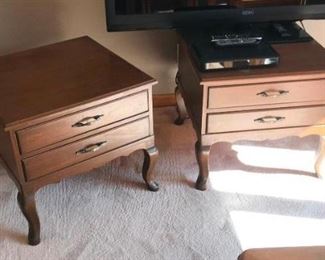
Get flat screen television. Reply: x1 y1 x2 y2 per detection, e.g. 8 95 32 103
105 0 325 31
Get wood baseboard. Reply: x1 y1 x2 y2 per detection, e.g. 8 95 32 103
153 94 176 107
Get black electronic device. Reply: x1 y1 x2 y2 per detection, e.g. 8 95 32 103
180 26 283 71
105 1 325 32
191 40 280 71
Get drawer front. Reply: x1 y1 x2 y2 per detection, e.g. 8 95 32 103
23 117 150 181
208 79 325 109
207 106 325 134
18 91 149 154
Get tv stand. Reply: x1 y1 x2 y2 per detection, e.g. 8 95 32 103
175 32 325 190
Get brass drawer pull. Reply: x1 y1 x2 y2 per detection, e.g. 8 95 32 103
76 141 107 155
72 114 104 127
257 90 289 98
254 116 286 124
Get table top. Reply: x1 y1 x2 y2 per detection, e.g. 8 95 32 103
0 36 155 129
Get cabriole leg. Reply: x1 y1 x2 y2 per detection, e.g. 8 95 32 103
142 147 159 192
174 72 188 125
174 86 188 125
195 141 211 191
17 190 41 245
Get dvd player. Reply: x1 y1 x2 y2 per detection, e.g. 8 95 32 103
178 27 287 71
190 40 279 71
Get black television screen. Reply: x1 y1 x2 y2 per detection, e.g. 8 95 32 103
105 0 325 31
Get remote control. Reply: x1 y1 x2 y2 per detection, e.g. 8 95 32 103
211 34 263 47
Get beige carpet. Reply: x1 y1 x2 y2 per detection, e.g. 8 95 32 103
1 107 325 260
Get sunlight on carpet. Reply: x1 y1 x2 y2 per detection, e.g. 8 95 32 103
209 141 325 202
232 144 316 172
209 170 325 202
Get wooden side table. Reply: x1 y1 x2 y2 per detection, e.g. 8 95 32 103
0 36 159 245
175 33 325 191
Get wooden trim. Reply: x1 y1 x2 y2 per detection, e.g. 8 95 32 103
201 125 325 146
153 94 176 107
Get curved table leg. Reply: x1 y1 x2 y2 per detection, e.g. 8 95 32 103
195 141 211 191
17 190 41 245
315 136 325 179
174 71 188 125
142 147 159 192
174 86 188 125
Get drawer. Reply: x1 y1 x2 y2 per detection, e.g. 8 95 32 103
17 91 149 154
207 106 325 134
208 79 325 109
23 117 150 181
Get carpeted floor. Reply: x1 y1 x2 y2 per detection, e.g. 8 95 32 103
1 107 325 260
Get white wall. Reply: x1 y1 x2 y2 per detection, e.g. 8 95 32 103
303 20 325 46
0 0 324 94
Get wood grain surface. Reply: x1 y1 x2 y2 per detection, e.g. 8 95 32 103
0 36 155 129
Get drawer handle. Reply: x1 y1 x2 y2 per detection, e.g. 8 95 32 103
76 141 107 155
254 116 286 124
257 90 289 98
72 115 104 128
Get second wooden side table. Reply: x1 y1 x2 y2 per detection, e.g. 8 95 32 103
175 33 325 191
